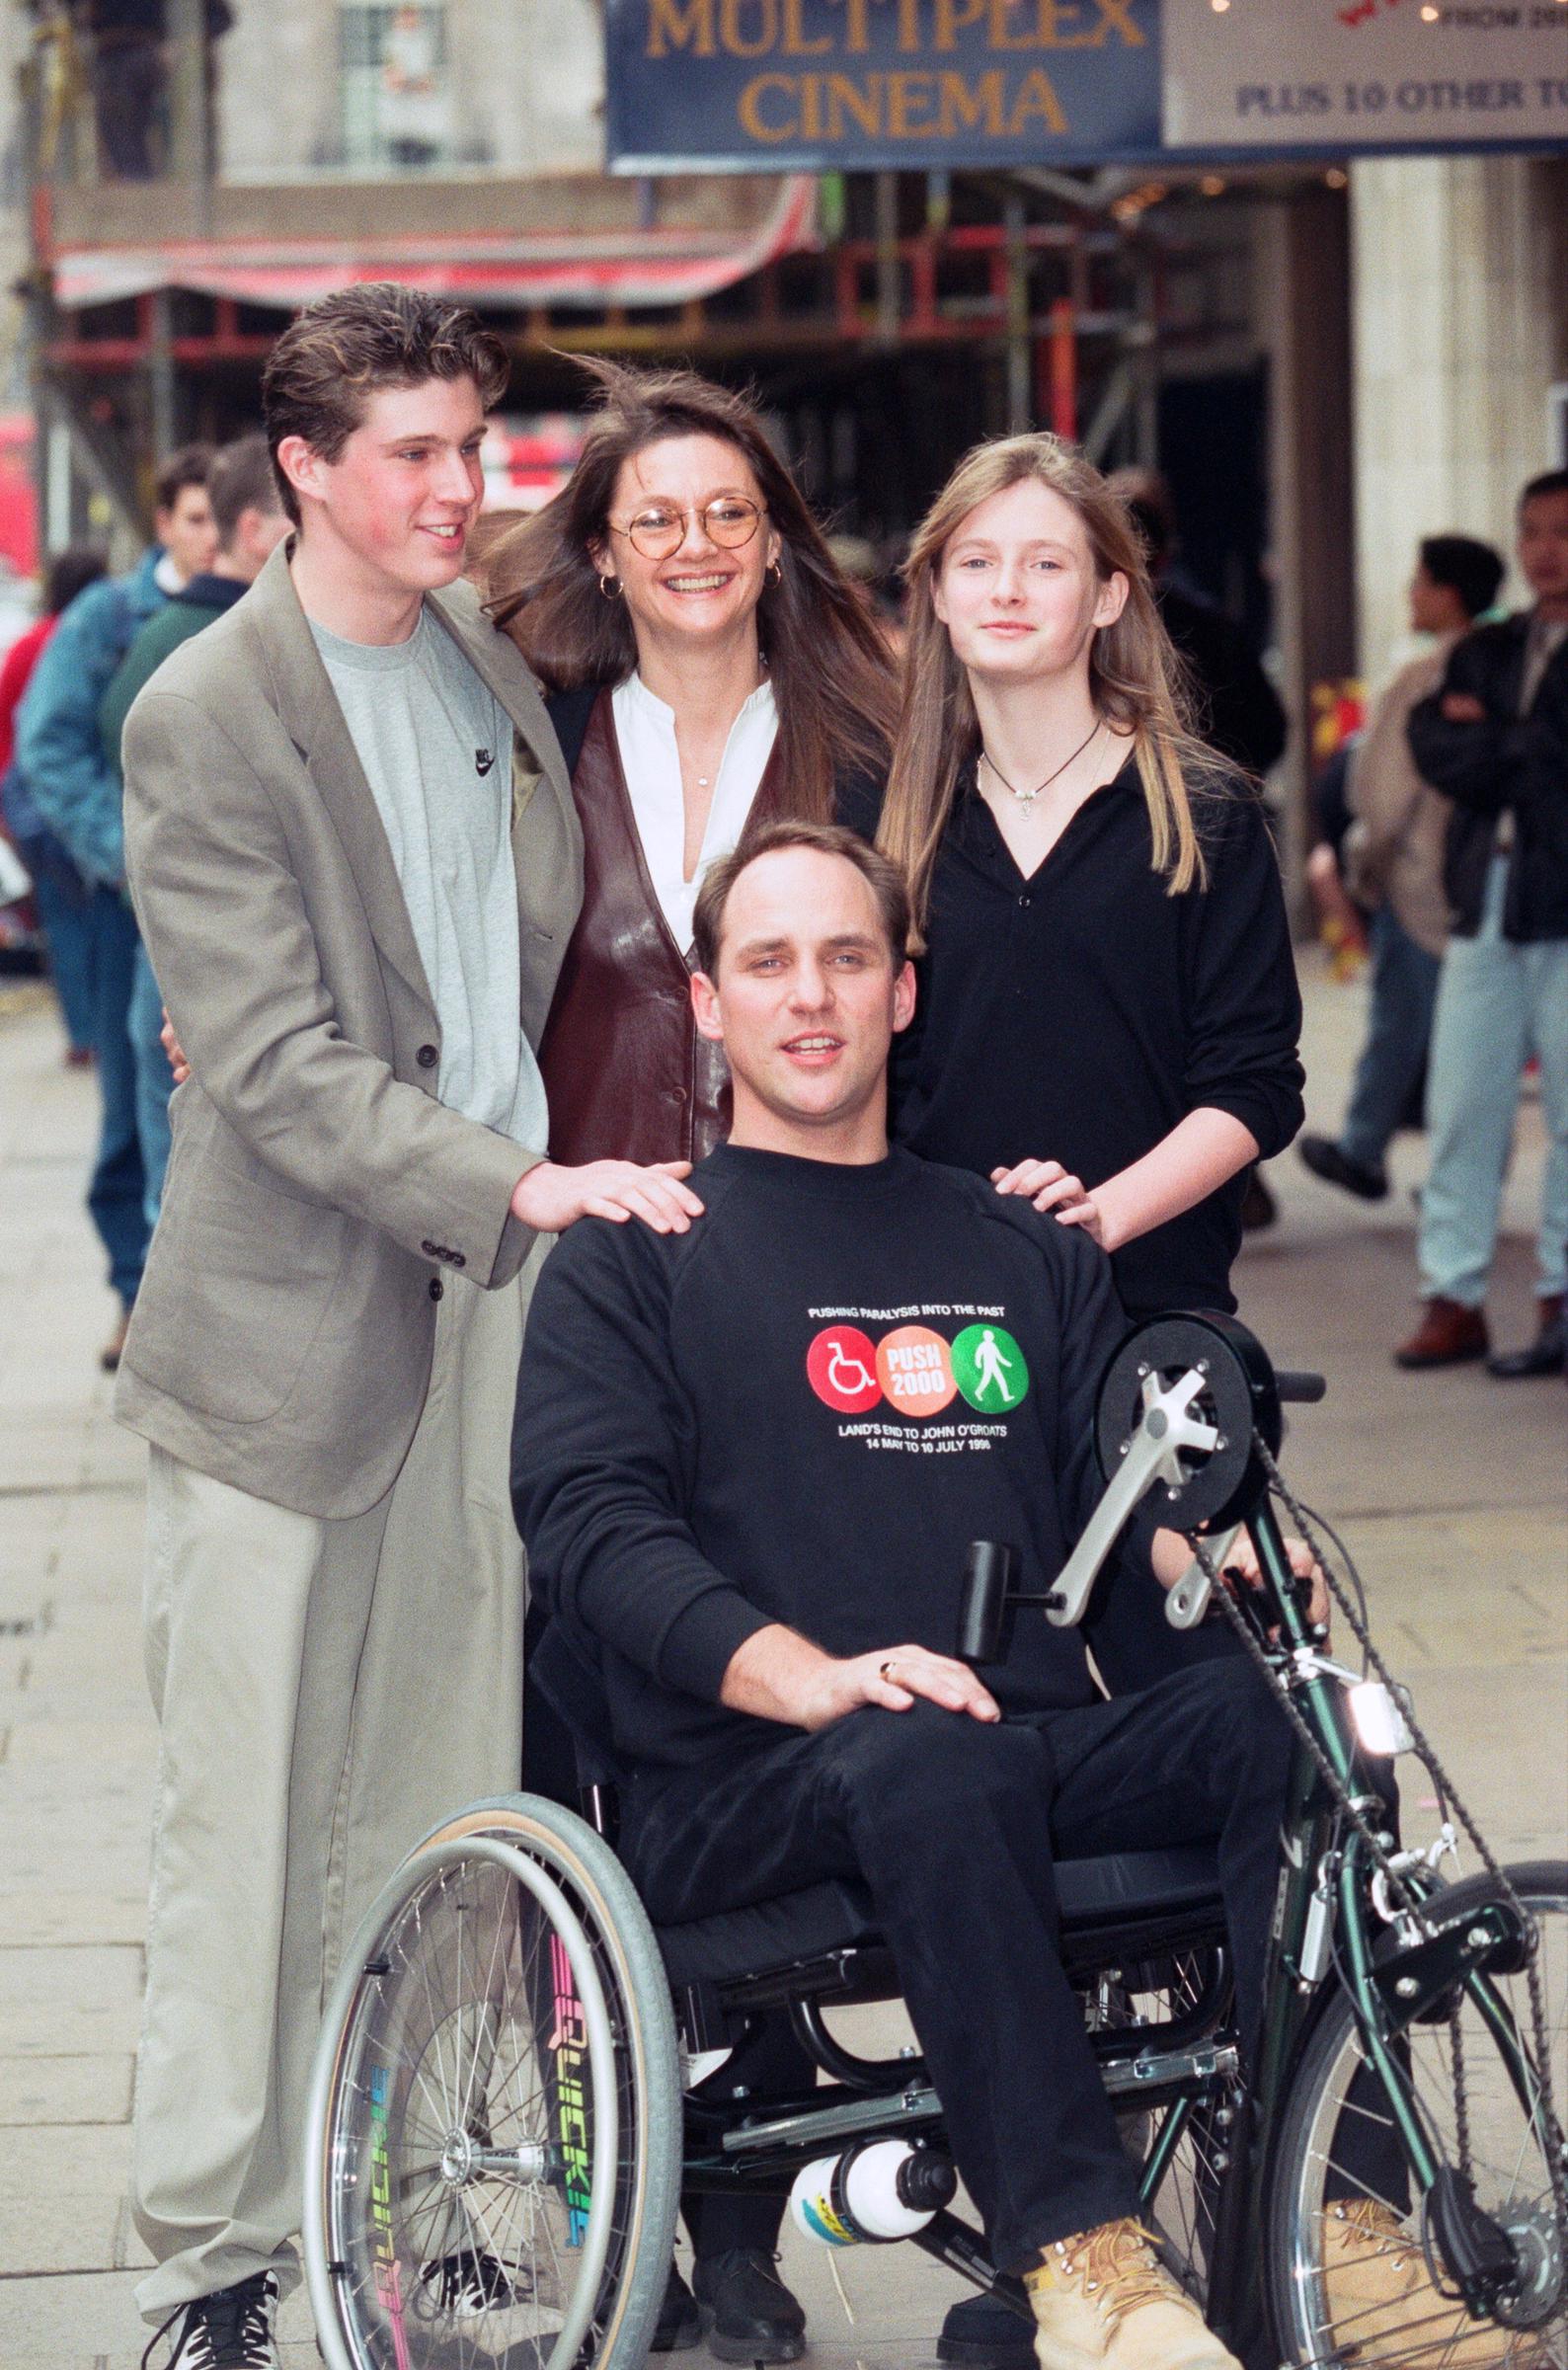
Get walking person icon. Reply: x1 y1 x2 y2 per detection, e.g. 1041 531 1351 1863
973 1327 1015 1404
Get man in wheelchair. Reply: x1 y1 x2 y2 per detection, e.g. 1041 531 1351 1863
513 821 1319 2370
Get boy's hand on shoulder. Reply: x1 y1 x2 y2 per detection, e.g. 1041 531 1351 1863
510 1157 704 1236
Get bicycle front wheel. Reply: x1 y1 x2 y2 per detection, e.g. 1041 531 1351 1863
1265 1860 1567 2368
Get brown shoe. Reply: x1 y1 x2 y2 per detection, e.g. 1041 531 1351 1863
1394 1299 1489 1370
1026 2219 1240 2370
100 1308 130 1373
1322 2198 1510 2364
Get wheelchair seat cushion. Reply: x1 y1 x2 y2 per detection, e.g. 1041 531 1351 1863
653 1841 1223 1990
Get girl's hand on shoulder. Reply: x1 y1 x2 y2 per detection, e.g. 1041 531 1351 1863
990 1158 1105 1244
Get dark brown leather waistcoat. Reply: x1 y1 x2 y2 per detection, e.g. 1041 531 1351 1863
539 689 784 1167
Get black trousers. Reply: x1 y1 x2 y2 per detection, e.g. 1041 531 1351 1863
625 1659 1294 2276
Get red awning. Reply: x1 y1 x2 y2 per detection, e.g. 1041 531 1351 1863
51 177 818 312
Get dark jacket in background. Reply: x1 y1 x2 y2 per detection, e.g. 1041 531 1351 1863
1407 616 1568 943
1157 577 1289 782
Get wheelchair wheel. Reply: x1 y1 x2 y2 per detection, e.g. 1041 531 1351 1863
1264 1861 1568 2369
304 1793 682 2370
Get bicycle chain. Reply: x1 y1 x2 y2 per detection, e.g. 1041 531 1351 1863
1212 1434 1568 2264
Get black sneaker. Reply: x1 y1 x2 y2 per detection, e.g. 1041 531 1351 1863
692 2248 807 2364
142 2272 280 2369
418 2248 532 2314
1297 1135 1388 1202
937 2289 1036 2370
651 2261 701 2351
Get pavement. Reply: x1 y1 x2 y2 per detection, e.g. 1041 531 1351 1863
0 955 1562 2369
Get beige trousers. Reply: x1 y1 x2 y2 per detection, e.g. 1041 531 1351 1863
131 1268 528 2321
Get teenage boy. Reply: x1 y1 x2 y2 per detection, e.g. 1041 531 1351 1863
16 445 216 1367
118 284 699 2368
102 432 291 1234
1398 471 1568 1376
515 822 1328 2370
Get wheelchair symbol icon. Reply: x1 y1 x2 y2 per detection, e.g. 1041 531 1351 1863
807 1324 885 1413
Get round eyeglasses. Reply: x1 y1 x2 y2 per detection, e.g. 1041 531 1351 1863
608 497 766 562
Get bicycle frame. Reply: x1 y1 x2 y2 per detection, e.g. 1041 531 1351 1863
1198 1489 1548 2354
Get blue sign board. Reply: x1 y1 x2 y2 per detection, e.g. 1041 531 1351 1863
604 0 1163 173
604 0 1568 173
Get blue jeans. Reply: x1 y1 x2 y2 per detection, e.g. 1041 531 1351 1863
86 886 149 1308
129 938 174 1232
1419 857 1568 1306
29 850 98 1053
1340 907 1442 1170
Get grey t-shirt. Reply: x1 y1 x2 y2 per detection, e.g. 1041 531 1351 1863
310 607 549 1152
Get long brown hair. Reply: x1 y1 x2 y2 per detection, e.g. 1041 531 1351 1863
486 359 897 821
881 433 1227 939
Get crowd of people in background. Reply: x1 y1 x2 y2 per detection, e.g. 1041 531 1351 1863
1294 475 1568 1382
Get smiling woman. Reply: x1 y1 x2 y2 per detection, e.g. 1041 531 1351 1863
486 360 898 1173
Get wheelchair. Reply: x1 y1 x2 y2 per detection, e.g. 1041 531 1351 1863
302 1314 1568 2370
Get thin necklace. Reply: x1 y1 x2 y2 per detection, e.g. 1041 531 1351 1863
980 719 1102 806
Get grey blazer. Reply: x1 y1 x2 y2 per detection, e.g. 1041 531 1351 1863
115 542 584 1518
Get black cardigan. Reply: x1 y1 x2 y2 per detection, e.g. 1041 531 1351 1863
842 763 1303 1319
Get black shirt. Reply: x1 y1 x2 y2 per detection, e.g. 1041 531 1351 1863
512 1146 1136 1774
844 763 1303 1317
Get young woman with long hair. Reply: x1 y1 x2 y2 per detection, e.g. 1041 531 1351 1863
869 431 1302 1329
487 361 897 2362
488 360 897 1173
870 441 1304 2370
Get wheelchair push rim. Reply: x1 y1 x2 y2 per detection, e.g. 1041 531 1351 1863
303 1834 620 2370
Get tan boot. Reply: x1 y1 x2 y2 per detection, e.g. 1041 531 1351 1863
1321 2198 1512 2364
1025 2219 1240 2370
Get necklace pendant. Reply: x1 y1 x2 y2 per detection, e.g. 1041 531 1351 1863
1013 783 1040 804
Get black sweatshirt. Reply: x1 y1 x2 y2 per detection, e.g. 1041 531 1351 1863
840 764 1303 1317
512 1146 1137 1772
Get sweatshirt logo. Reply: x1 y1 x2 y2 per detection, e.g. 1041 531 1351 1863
808 1321 1028 1419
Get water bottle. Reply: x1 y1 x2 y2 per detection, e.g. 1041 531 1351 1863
788 2139 957 2246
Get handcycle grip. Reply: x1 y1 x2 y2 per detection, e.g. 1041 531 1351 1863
1275 1370 1327 1404
956 1541 1020 1664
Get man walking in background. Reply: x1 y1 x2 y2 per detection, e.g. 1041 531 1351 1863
101 434 288 1232
15 447 215 1368
1397 471 1568 1377
1297 532 1504 1206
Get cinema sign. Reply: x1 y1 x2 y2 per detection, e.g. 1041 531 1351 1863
606 0 1162 171
603 0 1568 171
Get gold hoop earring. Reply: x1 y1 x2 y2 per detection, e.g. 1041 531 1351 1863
766 559 782 588
598 574 620 600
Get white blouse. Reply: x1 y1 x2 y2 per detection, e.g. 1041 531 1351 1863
611 671 779 952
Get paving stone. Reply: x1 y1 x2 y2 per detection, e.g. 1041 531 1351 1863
2 1892 147 1947
0 2052 135 2126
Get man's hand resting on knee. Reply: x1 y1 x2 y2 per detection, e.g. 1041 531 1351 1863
721 1624 1001 1732
510 1159 705 1235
